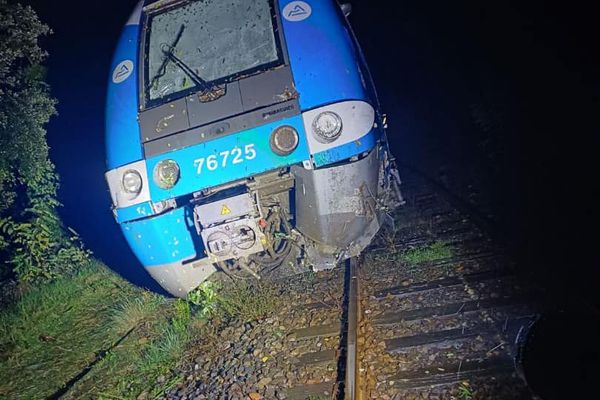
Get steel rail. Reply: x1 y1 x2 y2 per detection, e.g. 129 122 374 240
345 257 360 400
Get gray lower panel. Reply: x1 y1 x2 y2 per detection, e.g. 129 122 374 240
292 149 382 255
146 259 216 298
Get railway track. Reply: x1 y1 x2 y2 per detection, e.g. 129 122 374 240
283 172 540 400
159 169 540 399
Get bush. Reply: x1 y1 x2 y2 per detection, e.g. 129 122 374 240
0 1 89 283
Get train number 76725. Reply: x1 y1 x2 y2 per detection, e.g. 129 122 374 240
193 144 257 175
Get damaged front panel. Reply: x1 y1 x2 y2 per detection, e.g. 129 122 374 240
292 149 383 267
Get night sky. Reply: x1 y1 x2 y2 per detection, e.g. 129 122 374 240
22 0 598 301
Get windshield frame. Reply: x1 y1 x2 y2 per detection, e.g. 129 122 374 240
139 0 287 110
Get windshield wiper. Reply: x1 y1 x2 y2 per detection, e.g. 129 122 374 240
148 24 209 93
162 44 210 91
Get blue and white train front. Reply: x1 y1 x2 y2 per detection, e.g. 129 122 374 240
104 0 400 297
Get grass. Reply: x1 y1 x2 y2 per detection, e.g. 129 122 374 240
62 297 195 399
217 280 279 322
368 241 454 266
188 279 280 323
0 260 136 398
398 241 453 264
67 280 281 398
0 262 277 399
65 320 189 399
0 260 200 399
397 242 453 265
0 261 282 399
457 381 474 400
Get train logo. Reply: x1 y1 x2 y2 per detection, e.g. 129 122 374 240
283 1 312 21
105 0 402 297
112 60 134 84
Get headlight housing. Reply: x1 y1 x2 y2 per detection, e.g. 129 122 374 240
312 111 343 143
270 125 299 156
121 170 143 198
153 159 180 190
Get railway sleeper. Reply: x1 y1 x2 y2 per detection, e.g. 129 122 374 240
385 315 537 353
286 381 337 400
294 349 338 366
291 323 343 340
364 252 509 289
388 354 516 390
374 268 513 299
373 294 533 326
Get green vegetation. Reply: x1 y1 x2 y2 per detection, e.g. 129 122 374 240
187 280 220 317
65 311 192 399
217 280 279 322
188 279 280 323
110 293 166 334
0 0 90 283
457 381 474 400
369 241 454 266
398 241 453 264
0 262 136 398
0 261 197 399
0 263 283 398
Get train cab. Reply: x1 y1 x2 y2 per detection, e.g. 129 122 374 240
105 0 402 297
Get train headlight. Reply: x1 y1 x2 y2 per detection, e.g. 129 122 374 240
121 170 143 198
312 111 343 143
270 125 299 156
153 160 180 190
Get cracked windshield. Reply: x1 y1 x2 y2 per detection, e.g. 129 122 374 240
147 0 281 103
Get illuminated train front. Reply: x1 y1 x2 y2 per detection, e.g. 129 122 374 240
104 0 401 297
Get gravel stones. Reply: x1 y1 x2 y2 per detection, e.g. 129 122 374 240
163 269 343 400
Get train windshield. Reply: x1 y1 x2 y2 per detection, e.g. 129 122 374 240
145 0 282 105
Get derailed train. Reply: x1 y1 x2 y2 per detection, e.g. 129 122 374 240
105 0 402 297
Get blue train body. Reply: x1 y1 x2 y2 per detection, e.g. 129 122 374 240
105 0 401 297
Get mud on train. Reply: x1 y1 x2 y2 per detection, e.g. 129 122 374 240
105 0 402 297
